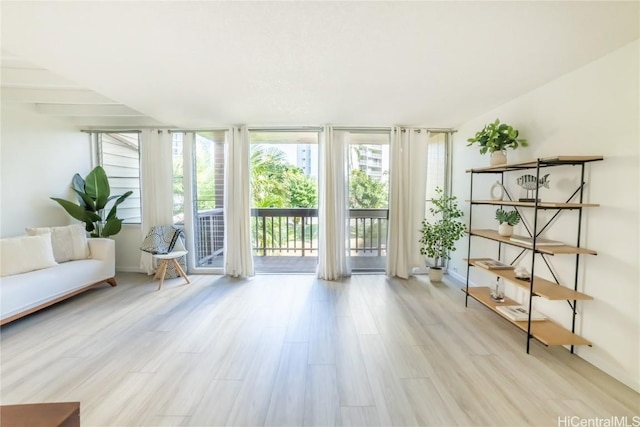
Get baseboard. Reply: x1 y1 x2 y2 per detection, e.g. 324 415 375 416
412 267 430 275
116 267 144 273
446 269 468 286
576 348 640 393
456 268 639 393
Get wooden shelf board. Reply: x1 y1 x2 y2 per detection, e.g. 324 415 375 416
464 287 591 346
466 155 603 173
469 229 598 255
466 160 539 173
468 200 599 209
539 155 604 164
467 258 593 300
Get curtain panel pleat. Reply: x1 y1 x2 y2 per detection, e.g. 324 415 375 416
317 126 350 280
224 125 255 278
140 129 175 274
386 127 428 278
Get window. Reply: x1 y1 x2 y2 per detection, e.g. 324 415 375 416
424 131 450 222
191 131 227 268
249 130 320 273
348 132 390 271
95 132 141 223
172 132 185 224
425 131 449 200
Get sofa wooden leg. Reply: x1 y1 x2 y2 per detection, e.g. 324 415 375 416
106 277 117 287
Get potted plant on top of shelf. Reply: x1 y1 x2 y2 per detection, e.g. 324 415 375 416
495 208 520 237
467 118 528 166
419 187 466 283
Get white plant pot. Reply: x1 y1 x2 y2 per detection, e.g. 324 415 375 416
490 150 507 166
429 267 443 282
498 223 514 237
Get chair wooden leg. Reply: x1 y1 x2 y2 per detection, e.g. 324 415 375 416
172 259 190 285
153 263 162 280
157 260 169 291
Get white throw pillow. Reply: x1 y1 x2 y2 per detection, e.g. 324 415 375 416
26 224 90 263
0 233 58 277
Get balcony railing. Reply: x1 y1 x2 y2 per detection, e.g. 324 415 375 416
195 207 224 267
194 207 388 267
251 208 319 257
348 208 388 256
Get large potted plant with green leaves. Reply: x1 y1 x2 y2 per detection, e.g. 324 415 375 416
51 166 132 238
419 187 466 282
467 118 528 166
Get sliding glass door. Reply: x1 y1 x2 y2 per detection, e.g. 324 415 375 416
249 130 319 273
347 132 390 272
173 131 227 271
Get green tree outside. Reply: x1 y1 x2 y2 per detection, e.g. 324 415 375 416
349 169 387 209
251 145 317 208
250 145 318 253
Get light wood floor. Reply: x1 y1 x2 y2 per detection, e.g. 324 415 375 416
1 273 638 427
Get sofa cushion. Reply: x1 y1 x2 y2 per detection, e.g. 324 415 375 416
0 233 58 277
0 258 110 320
26 224 90 263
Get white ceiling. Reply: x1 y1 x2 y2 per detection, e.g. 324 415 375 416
2 1 638 129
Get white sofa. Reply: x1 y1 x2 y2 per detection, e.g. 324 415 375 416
0 237 116 325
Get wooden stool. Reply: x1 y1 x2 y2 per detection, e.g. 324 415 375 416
153 251 190 290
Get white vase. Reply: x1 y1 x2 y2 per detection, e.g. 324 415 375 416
498 223 513 237
490 150 507 166
429 267 443 282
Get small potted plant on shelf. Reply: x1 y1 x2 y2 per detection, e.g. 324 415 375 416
466 118 528 166
495 208 520 237
419 187 466 283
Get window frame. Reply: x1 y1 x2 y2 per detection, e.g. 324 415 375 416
92 131 142 224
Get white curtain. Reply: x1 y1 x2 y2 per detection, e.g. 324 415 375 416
386 127 428 279
317 126 350 280
140 129 174 274
224 125 255 278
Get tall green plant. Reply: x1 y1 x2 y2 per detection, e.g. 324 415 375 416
419 187 466 268
51 166 132 238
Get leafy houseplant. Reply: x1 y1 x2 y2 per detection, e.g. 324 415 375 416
419 187 466 281
467 119 528 166
51 166 132 238
495 208 520 237
495 209 520 226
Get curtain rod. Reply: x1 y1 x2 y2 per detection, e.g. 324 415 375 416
170 127 323 133
427 128 457 133
168 128 230 133
82 126 457 134
332 126 391 132
247 126 323 132
400 128 458 133
81 129 142 134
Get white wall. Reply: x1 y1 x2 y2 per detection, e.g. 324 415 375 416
0 103 144 273
450 40 639 392
112 224 143 272
0 104 92 237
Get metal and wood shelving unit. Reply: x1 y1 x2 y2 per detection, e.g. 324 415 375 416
464 155 603 353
